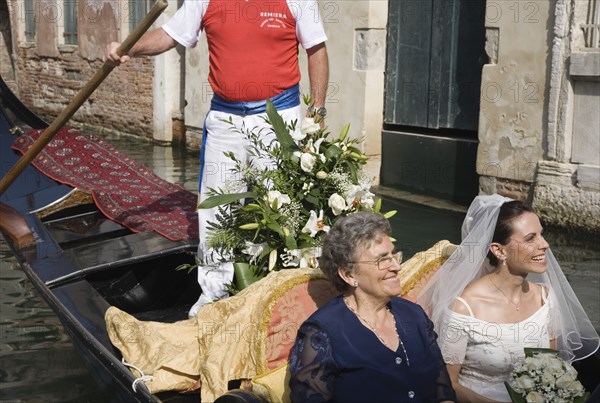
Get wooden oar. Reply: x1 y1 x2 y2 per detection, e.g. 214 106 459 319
0 0 168 196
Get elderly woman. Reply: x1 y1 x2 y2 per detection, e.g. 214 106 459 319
288 212 456 402
418 195 600 402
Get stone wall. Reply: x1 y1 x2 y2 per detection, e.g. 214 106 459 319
0 1 16 83
477 0 554 201
476 0 599 231
531 0 600 232
533 162 600 231
6 0 155 138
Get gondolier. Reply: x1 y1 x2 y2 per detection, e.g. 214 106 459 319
105 0 329 316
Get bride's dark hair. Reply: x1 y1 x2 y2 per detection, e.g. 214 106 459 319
487 200 535 266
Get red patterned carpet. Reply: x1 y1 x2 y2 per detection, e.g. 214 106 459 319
13 127 199 241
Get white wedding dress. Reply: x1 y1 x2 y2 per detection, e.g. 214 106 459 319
439 286 553 402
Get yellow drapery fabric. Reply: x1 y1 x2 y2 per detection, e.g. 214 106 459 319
105 241 456 401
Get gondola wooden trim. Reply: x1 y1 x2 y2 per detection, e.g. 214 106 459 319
0 202 35 248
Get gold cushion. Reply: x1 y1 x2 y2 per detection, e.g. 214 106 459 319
251 362 291 403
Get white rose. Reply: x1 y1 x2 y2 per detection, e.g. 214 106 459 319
525 391 544 403
567 380 585 396
515 375 536 390
555 372 577 389
542 355 564 374
300 117 320 135
328 193 347 216
300 153 316 172
540 372 555 387
563 361 578 377
524 356 538 372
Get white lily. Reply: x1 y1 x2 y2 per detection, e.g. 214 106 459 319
345 184 376 210
291 129 306 141
300 247 322 268
268 249 278 271
281 247 322 268
312 137 325 152
241 241 267 264
361 192 375 209
280 249 301 268
309 138 327 163
265 190 291 209
301 210 330 237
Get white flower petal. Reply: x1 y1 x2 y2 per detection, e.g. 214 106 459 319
268 249 278 271
328 193 347 216
300 153 316 173
300 117 320 135
266 190 291 209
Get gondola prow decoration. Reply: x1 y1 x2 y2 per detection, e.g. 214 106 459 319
0 0 169 196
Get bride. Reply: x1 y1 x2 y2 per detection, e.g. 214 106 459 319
418 194 599 402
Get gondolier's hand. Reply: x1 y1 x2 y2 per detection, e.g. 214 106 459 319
103 29 176 66
104 42 130 66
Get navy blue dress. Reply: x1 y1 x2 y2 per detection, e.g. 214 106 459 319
289 296 456 403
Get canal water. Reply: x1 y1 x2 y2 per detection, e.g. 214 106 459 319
0 133 598 402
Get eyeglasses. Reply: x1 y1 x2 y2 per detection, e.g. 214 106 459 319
349 251 403 271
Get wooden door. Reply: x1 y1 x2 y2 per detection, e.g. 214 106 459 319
385 0 486 132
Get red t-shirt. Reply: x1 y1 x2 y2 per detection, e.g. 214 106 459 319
203 0 299 101
164 0 327 102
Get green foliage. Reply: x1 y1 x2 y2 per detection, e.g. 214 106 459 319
197 99 395 292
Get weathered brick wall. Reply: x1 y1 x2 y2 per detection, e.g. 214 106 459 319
0 2 16 84
185 127 203 150
13 44 154 138
479 175 532 203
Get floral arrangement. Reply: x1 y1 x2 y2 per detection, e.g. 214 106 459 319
197 97 395 291
505 348 589 403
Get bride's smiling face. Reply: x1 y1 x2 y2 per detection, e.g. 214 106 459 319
504 212 550 274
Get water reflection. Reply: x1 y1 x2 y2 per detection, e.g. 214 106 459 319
0 243 106 402
0 133 597 401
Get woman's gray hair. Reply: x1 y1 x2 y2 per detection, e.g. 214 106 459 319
319 211 391 292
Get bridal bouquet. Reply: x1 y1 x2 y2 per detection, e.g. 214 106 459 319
197 97 394 291
505 348 589 403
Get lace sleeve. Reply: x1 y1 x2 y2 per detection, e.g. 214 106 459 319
546 288 557 340
289 322 338 403
438 310 470 365
426 313 458 402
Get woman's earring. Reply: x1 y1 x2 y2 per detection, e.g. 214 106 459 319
502 259 507 266
353 280 358 287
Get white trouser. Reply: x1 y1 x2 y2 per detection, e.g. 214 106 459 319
189 105 301 317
